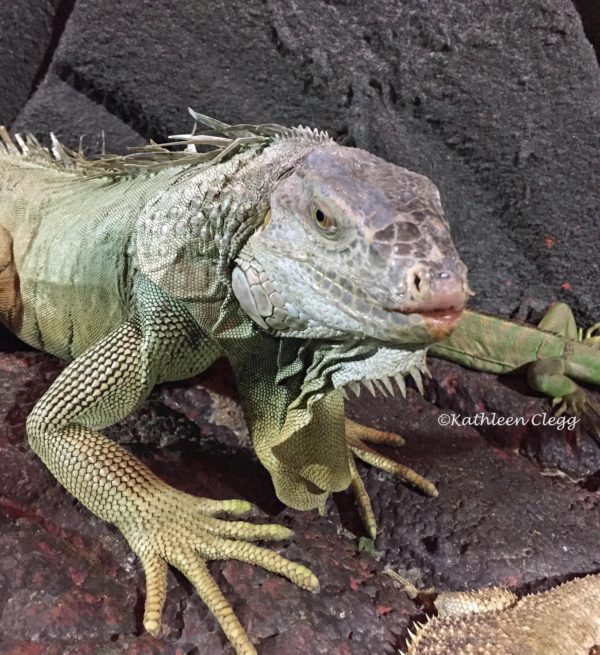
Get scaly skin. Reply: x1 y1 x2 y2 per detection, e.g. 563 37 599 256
402 574 600 655
0 115 468 654
430 304 600 420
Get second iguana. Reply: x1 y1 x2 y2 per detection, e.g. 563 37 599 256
386 570 600 655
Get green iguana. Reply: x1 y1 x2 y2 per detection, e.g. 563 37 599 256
0 113 469 655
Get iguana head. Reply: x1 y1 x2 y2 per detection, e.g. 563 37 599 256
233 143 468 345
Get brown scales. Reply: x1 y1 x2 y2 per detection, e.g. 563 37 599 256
0 223 22 332
404 574 600 655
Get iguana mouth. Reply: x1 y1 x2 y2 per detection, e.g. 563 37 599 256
419 307 464 339
392 306 462 318
417 307 463 321
385 306 464 337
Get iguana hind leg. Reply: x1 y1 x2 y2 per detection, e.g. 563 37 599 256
345 418 438 537
540 301 600 348
527 357 600 424
537 301 578 339
531 303 600 424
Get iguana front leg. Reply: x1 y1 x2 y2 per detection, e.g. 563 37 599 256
26 317 317 655
527 358 600 419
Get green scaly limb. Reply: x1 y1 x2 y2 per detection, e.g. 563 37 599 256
430 304 600 420
0 113 469 654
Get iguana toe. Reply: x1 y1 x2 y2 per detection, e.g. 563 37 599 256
552 388 600 421
349 454 378 538
582 321 600 347
350 440 438 497
345 419 438 537
346 420 437 496
346 418 406 447
192 497 254 516
140 555 168 635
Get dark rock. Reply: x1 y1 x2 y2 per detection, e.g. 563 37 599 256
425 358 600 476
0 1 71 128
2 350 599 654
11 74 143 154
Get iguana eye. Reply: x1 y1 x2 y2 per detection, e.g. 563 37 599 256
312 207 337 234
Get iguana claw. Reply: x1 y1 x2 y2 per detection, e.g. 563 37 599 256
552 388 600 444
552 389 600 445
127 490 318 655
552 388 600 432
581 321 600 348
345 418 438 537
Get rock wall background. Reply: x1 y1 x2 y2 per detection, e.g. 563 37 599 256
1 2 599 654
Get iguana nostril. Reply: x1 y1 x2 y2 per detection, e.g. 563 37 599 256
408 267 430 297
400 263 466 313
414 273 422 294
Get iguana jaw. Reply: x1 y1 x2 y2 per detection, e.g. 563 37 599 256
405 307 464 340
233 246 466 343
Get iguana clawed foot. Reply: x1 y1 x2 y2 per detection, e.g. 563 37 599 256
579 321 600 348
345 418 438 537
531 304 600 428
127 489 318 655
552 387 600 424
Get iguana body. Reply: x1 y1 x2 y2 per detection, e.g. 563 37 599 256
0 116 468 654
403 574 600 654
430 305 600 417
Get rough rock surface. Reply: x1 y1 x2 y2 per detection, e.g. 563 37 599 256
0 1 68 127
1 352 600 655
1 1 600 653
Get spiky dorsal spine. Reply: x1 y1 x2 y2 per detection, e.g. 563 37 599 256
276 124 332 146
0 107 333 179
